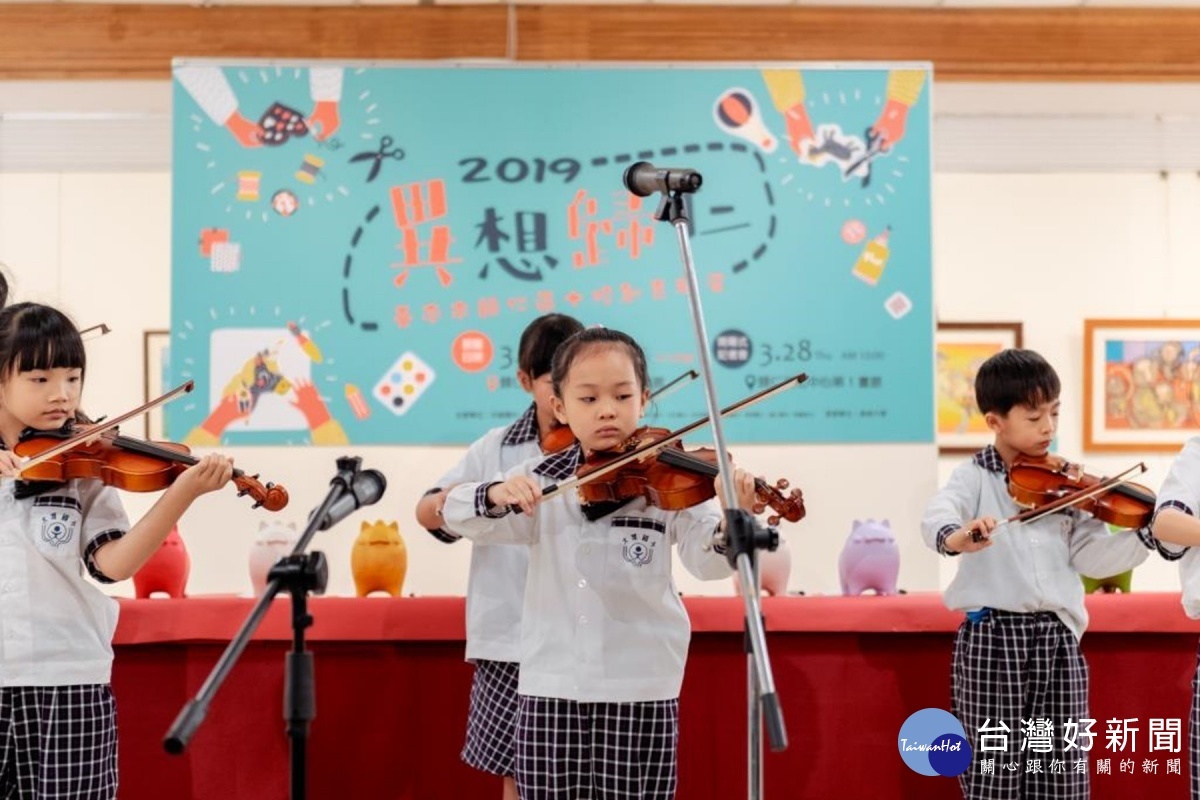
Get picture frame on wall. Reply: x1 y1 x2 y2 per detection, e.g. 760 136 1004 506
143 329 171 440
1084 318 1200 453
935 321 1024 455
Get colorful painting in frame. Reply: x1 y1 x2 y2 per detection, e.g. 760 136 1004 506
1084 319 1200 452
936 322 1023 455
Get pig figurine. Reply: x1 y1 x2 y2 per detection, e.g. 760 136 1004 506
1081 525 1134 593
133 526 190 599
838 519 900 596
351 520 408 598
731 538 793 596
249 521 300 596
1081 572 1132 594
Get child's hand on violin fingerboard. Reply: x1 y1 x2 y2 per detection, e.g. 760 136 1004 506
174 454 235 499
715 467 758 512
945 517 998 554
487 476 543 515
0 451 26 479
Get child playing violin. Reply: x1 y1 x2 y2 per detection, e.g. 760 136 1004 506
1145 440 1200 798
414 313 583 800
921 348 1153 800
0 302 233 799
441 327 758 800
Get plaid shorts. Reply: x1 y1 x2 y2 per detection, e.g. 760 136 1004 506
952 611 1088 800
515 694 679 800
0 684 118 800
461 660 521 776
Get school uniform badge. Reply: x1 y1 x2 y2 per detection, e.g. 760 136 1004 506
41 511 77 547
622 533 656 567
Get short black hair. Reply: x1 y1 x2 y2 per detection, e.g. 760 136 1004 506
517 313 584 378
0 303 85 378
551 327 649 398
974 348 1059 415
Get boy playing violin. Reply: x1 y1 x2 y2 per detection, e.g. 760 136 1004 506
921 348 1152 799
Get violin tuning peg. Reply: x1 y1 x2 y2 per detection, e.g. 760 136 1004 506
752 503 765 514
776 478 789 490
768 515 780 527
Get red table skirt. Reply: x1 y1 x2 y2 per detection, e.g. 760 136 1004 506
111 593 1200 799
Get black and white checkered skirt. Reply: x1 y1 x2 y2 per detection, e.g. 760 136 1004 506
515 694 679 800
461 659 521 776
951 610 1089 800
0 684 118 800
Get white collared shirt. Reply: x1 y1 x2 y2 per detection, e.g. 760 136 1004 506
1151 436 1200 618
921 446 1149 640
0 479 129 686
431 406 540 662
442 443 731 703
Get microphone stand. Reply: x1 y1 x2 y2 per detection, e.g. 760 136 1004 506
649 188 788 800
164 456 364 800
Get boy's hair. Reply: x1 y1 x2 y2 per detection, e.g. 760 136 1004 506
974 348 1059 415
0 303 86 378
518 313 584 378
551 327 649 398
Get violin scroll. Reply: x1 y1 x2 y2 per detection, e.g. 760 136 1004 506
750 477 806 527
233 473 289 512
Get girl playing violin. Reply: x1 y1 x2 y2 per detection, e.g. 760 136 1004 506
921 348 1153 799
414 312 583 800
0 302 233 800
442 327 759 800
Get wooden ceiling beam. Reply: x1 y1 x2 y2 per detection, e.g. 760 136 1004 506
1 4 1200 81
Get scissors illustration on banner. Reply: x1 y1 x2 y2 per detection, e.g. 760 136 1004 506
349 135 406 183
843 128 888 188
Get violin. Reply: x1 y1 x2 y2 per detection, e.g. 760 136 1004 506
575 426 805 526
1007 454 1154 529
14 423 289 511
531 373 808 522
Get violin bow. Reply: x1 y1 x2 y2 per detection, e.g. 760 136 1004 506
16 381 195 478
536 372 808 504
969 461 1148 542
80 323 111 341
647 369 699 403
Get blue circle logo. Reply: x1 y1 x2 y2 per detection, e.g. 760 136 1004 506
897 708 972 777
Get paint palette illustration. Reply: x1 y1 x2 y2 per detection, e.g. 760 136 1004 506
372 351 435 416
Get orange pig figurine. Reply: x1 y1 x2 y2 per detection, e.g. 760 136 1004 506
351 520 408 597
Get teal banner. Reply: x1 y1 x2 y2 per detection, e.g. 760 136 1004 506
170 62 932 445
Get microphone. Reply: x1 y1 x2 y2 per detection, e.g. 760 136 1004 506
622 161 703 197
312 469 387 531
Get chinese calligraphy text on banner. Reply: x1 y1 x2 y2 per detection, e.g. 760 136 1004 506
170 62 932 445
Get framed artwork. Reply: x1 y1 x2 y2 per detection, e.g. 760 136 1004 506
143 329 171 439
1084 318 1200 452
935 322 1023 455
